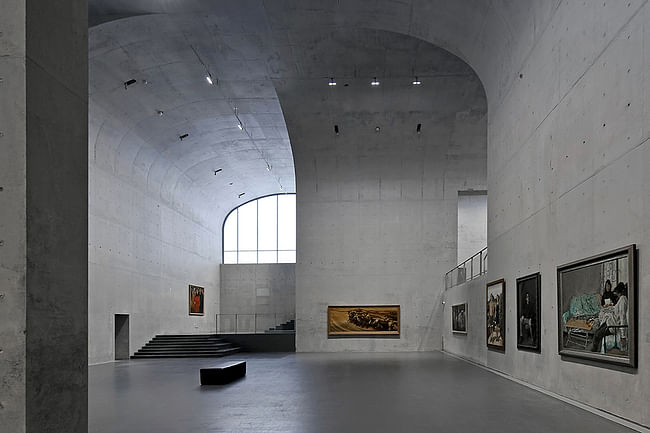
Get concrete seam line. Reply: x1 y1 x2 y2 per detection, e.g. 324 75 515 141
442 350 650 433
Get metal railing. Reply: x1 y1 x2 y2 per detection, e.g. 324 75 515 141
445 246 487 290
216 313 295 334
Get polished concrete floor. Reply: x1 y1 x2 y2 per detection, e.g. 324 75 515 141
89 352 634 433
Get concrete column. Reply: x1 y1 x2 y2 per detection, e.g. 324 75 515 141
0 0 88 431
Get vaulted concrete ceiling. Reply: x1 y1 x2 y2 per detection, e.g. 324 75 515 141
88 0 549 229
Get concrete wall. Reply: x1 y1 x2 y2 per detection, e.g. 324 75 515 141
442 275 488 365
0 0 88 431
483 2 650 427
88 163 221 364
219 263 295 333
274 31 487 352
457 192 487 264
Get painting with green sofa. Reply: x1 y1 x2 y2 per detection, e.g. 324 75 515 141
557 245 636 367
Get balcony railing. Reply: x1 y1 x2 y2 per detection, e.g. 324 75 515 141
445 246 487 289
216 313 295 334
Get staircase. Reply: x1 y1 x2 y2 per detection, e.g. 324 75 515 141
265 319 295 334
131 334 240 359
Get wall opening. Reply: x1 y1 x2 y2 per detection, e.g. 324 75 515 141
457 190 487 264
114 314 130 360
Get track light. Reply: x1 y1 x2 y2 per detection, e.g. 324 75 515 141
206 75 213 85
123 79 137 89
157 110 164 116
213 169 222 175
179 133 189 141
334 124 339 135
238 192 245 198
328 77 337 86
237 121 243 130
412 77 422 85
417 123 422 134
266 162 272 172
371 77 380 86
375 126 381 133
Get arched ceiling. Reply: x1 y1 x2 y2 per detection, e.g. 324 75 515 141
89 1 553 230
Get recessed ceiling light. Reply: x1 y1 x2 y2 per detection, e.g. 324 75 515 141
371 77 380 86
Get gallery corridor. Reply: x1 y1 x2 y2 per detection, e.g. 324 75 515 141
89 352 636 433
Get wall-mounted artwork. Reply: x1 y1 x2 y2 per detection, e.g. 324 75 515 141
486 279 505 351
517 273 541 352
328 305 400 336
452 303 467 334
189 284 205 316
557 245 636 367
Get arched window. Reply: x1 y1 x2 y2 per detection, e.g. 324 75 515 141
223 194 296 264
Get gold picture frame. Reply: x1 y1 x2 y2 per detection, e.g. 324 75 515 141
327 305 400 336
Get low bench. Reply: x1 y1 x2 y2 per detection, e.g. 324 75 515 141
200 360 246 385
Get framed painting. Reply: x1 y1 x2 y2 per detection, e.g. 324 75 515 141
557 245 636 367
189 284 205 316
328 305 400 336
452 303 467 334
486 279 505 351
517 272 541 352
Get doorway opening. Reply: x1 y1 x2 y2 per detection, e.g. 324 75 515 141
114 314 130 360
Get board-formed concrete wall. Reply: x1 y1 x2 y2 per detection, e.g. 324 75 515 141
219 263 295 333
457 192 487 264
274 30 488 353
88 162 221 364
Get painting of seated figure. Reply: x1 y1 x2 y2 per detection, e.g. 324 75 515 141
557 245 636 368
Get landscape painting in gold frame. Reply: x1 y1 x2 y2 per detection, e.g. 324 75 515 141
327 305 400 336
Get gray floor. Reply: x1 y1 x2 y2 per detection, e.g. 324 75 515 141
89 352 634 433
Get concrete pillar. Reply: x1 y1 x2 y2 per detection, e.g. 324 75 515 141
0 0 88 431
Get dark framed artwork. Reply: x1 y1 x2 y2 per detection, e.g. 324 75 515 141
557 245 636 367
517 272 541 352
452 303 467 334
189 284 205 316
486 279 505 351
327 305 400 336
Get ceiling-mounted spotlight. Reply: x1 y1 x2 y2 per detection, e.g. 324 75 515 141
157 110 164 116
234 107 244 130
266 162 272 172
179 133 189 141
237 121 243 130
412 76 422 85
416 123 422 134
123 78 137 89
371 77 380 86
334 124 339 135
328 77 337 86
375 126 381 133
238 192 245 198
229 182 234 186
206 74 214 85
213 169 222 175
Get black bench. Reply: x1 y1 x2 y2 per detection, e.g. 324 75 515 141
200 360 246 385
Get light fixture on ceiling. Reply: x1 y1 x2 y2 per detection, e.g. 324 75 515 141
157 110 164 116
179 133 189 141
213 168 222 175
375 126 381 133
235 107 244 131
238 192 245 198
328 77 337 86
266 162 272 172
371 77 380 86
123 78 137 89
417 123 422 134
334 124 339 135
206 75 214 85
412 76 422 85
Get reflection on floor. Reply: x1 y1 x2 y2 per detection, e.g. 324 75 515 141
89 352 635 433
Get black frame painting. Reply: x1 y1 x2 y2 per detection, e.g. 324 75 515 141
557 245 636 368
486 279 505 351
516 272 541 352
452 303 467 334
